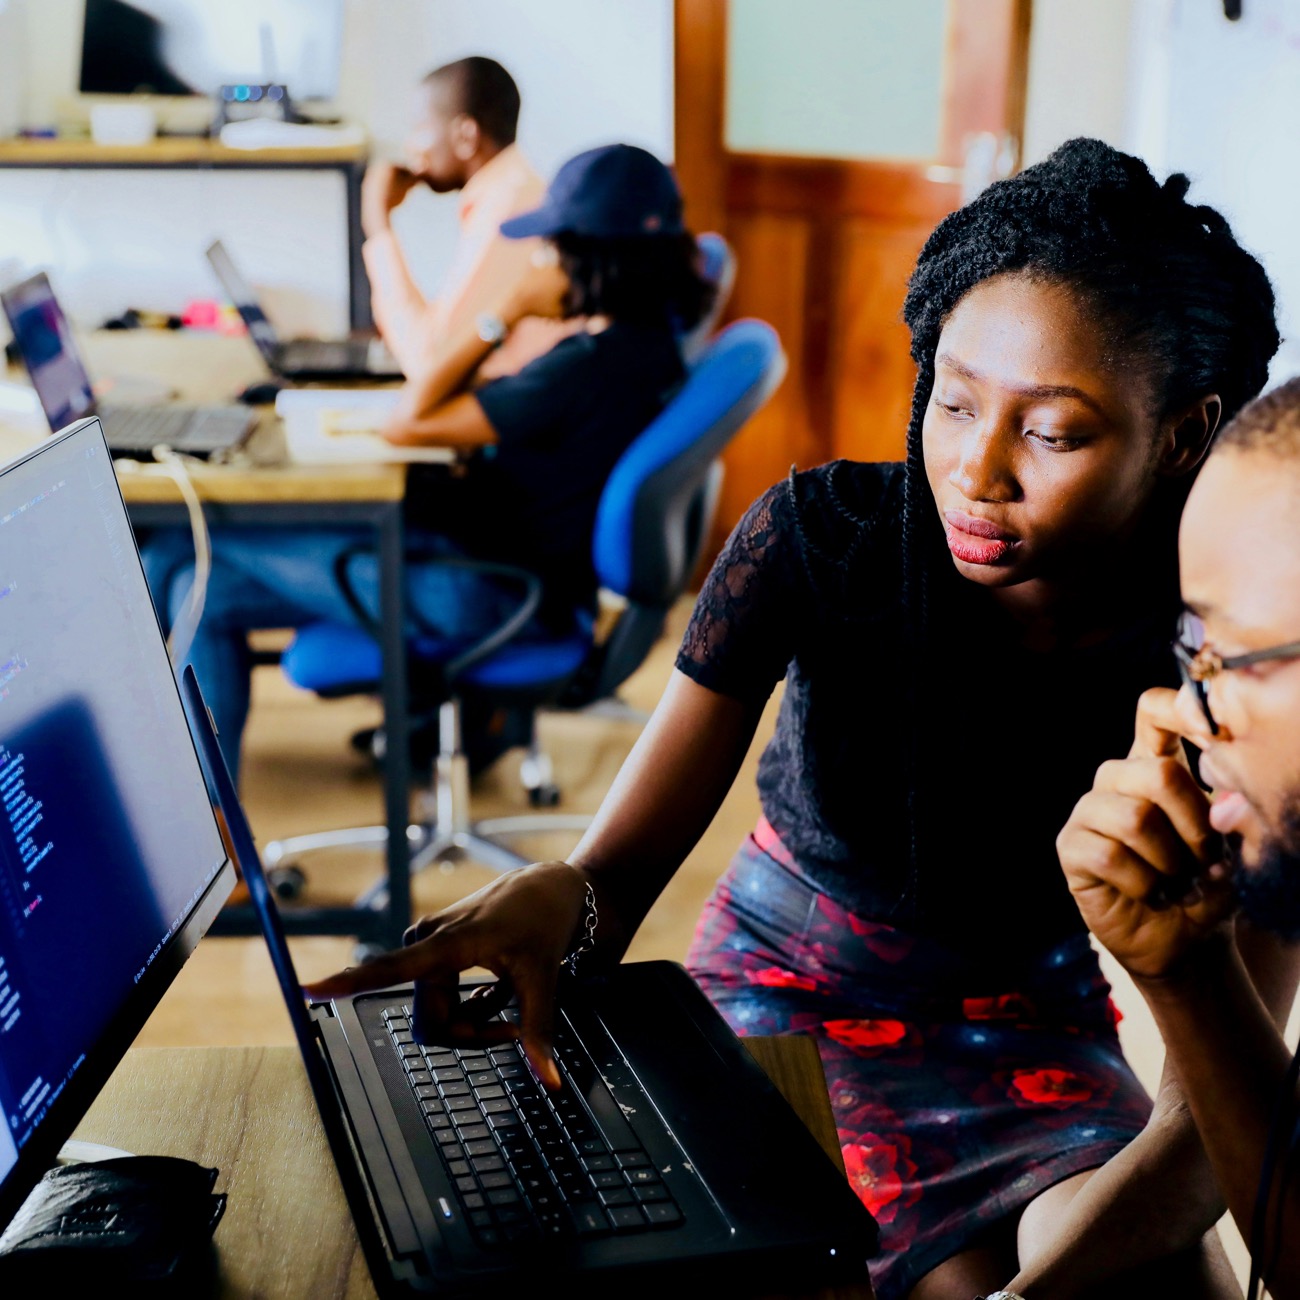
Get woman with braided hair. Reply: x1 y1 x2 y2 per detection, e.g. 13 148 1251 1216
309 139 1291 1297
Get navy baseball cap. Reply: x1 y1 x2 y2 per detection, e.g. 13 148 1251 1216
500 144 684 240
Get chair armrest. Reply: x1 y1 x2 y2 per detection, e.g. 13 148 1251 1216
332 543 544 686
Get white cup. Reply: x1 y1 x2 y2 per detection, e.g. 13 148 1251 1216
90 102 157 146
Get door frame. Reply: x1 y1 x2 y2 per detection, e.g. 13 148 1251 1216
673 0 1032 549
674 0 1033 233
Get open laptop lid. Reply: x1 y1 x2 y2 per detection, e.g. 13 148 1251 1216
204 240 283 368
177 665 347 1114
0 274 98 432
0 418 236 1232
176 663 407 1279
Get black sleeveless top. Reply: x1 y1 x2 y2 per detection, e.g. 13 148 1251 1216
676 461 1179 975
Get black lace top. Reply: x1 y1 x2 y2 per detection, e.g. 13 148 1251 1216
677 461 1179 971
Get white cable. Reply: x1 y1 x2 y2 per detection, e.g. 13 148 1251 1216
150 445 212 665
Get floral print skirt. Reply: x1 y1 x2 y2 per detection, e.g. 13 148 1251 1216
684 819 1152 1300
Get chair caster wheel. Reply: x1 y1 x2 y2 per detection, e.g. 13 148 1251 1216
267 864 306 901
353 941 387 965
528 784 561 808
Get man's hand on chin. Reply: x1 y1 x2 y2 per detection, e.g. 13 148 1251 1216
362 162 422 239
1057 686 1236 982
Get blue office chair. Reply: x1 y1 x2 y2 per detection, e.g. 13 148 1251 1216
263 317 786 889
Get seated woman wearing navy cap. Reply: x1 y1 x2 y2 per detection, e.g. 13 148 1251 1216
142 144 714 781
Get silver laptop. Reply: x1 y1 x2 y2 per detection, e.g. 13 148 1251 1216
1 272 255 460
206 240 402 381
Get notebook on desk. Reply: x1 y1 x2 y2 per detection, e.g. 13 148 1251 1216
274 387 455 464
206 239 403 382
0 273 255 460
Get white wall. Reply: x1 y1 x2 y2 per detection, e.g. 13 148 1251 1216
1022 0 1135 166
0 0 673 333
1022 0 1300 387
1125 0 1300 385
343 0 673 306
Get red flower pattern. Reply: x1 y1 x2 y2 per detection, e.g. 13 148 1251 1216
962 992 1038 1022
841 910 916 962
841 1131 921 1225
744 965 818 992
824 1018 908 1050
685 831 1156 1299
1009 1067 1096 1109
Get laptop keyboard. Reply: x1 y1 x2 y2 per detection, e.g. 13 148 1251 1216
282 339 369 369
100 404 252 453
381 1002 684 1247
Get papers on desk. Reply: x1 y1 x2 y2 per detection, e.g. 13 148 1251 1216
0 379 43 425
0 382 47 463
275 388 454 464
217 120 368 150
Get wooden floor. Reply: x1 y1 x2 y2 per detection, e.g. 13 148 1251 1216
132 593 1263 1281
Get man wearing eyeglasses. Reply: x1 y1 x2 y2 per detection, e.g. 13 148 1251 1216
1057 376 1300 1299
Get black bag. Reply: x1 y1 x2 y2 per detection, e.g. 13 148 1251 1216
0 1155 225 1295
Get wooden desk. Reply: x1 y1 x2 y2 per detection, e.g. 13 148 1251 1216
0 333 414 948
71 1039 874 1300
0 136 373 330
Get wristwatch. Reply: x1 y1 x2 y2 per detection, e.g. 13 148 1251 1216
476 312 508 347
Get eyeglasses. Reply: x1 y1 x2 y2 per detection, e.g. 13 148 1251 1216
1173 610 1300 734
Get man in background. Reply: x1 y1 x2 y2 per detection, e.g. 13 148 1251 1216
1057 377 1300 1298
361 54 572 381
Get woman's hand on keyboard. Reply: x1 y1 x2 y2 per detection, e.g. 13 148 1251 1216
303 862 594 1089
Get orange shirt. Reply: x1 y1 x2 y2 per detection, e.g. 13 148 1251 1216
363 145 563 378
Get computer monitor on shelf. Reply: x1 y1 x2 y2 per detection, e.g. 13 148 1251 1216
78 0 345 102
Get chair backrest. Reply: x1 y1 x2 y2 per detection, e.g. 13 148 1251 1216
680 231 737 364
576 318 783 702
593 316 785 605
595 314 785 603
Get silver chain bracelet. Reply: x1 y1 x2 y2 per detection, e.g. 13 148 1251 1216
562 881 598 977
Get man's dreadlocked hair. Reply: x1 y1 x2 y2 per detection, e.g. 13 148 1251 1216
890 136 1279 916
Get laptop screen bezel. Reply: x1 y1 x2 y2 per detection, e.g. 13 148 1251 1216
177 663 341 1105
203 240 284 368
0 418 238 1234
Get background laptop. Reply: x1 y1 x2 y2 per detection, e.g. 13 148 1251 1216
180 650 878 1294
0 417 237 1237
0 273 255 460
206 240 403 382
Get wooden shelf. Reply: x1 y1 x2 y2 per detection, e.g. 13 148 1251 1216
0 136 368 167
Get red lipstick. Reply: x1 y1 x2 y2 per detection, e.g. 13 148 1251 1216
943 511 1018 566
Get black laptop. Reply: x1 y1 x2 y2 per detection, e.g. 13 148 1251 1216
1 273 255 460
181 672 879 1296
0 417 877 1295
205 239 403 381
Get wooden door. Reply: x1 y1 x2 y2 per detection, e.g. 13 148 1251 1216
675 0 1031 551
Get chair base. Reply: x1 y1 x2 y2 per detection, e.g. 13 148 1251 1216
259 698 593 915
262 815 593 910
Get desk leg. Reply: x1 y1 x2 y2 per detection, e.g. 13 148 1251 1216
377 503 410 945
345 160 374 333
